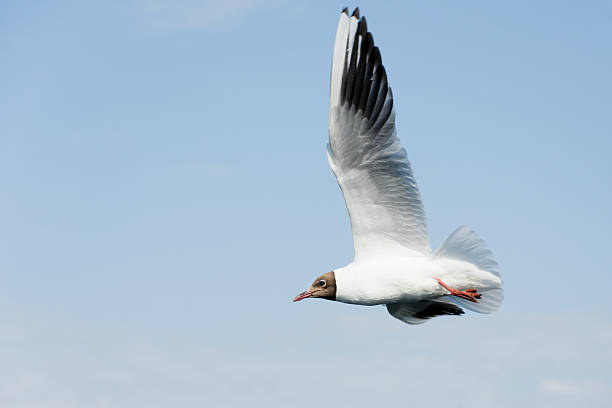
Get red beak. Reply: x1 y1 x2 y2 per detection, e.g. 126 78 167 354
293 291 313 302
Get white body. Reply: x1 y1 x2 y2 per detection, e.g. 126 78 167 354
335 256 502 305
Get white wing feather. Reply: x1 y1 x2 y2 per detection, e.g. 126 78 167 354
328 9 430 259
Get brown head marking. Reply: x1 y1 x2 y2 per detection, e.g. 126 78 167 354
293 271 336 302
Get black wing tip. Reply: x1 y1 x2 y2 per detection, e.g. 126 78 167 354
341 7 364 22
372 46 381 63
357 16 367 35
414 302 465 319
337 6 395 128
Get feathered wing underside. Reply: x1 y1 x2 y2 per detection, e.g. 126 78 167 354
328 8 430 259
387 300 464 325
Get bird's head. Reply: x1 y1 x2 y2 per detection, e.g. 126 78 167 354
293 271 336 302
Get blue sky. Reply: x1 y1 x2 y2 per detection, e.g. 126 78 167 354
1 0 611 406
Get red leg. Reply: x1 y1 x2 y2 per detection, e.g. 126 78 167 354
434 278 482 303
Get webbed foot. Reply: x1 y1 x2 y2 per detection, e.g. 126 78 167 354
434 278 482 303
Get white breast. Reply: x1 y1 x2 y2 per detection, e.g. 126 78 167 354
333 256 440 305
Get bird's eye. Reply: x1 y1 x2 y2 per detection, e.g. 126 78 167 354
318 280 326 287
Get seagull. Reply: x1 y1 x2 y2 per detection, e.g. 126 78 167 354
293 8 504 324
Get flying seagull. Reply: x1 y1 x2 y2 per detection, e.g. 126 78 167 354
293 8 504 324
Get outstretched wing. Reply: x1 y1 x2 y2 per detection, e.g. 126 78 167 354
328 8 430 259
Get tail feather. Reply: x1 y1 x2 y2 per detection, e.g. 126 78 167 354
435 225 501 277
446 287 504 314
435 226 504 314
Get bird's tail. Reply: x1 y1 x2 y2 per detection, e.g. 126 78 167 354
434 226 504 313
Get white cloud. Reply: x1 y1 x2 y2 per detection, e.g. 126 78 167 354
540 379 604 397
